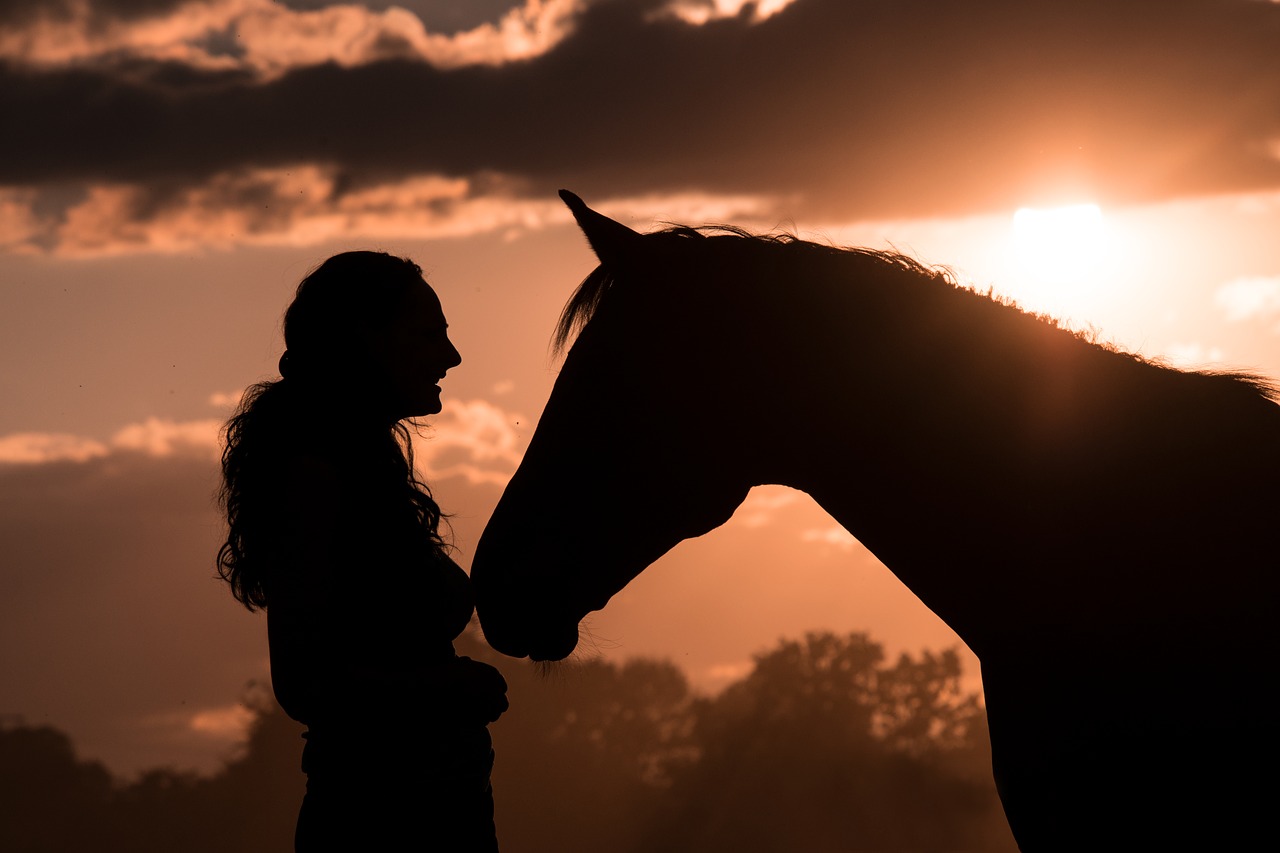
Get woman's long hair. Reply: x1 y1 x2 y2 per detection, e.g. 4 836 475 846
216 251 450 610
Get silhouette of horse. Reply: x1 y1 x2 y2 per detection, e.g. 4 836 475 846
473 192 1279 850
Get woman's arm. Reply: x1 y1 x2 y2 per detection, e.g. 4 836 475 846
264 455 507 725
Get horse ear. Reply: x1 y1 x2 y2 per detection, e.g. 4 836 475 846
559 190 642 266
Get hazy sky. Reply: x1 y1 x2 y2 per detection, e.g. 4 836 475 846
3 0 1279 776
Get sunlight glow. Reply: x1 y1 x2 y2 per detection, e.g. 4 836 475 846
961 201 1142 325
1011 203 1107 286
1215 275 1280 324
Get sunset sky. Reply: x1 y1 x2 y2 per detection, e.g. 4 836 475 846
3 0 1279 778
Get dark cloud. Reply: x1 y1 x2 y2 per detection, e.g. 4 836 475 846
93 0 191 18
279 0 524 35
0 0 65 26
0 0 189 25
0 0 520 29
2 0 1278 220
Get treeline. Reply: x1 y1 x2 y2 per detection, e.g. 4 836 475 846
1 631 1018 852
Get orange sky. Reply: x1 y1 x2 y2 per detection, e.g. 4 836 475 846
2 0 1279 777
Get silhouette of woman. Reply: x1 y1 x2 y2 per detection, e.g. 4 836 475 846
216 251 507 851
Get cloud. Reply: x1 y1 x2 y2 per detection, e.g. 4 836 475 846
0 432 110 464
0 188 44 251
10 167 502 256
208 389 244 407
1 0 1277 251
185 701 256 737
1162 342 1228 368
733 485 802 528
112 416 225 457
701 659 753 690
800 524 858 552
0 167 778 255
657 0 799 26
1215 275 1280 326
412 397 529 486
0 417 221 464
137 698 259 763
0 0 586 74
0 397 528 483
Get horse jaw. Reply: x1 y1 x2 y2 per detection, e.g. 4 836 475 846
474 483 754 662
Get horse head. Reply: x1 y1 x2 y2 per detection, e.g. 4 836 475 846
471 193 760 660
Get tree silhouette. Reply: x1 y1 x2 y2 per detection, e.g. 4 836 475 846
643 632 1015 852
0 722 113 852
454 630 695 853
1 689 303 853
2 631 1015 852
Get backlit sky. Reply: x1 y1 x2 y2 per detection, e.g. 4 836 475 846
2 0 1279 776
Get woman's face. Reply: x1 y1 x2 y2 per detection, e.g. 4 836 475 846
371 279 462 420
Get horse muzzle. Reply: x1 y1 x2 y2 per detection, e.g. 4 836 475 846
471 551 585 661
475 594 583 661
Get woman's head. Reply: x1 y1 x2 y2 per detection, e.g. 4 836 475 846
280 251 461 421
217 251 457 610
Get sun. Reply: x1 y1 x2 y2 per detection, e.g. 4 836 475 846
1010 203 1108 287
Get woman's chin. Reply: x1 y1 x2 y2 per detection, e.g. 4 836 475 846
397 394 443 420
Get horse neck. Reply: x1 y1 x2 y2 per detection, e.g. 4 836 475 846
757 273 1204 645
767 275 1093 486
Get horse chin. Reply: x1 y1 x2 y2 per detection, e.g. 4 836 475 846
477 590 584 661
527 623 582 662
482 616 580 662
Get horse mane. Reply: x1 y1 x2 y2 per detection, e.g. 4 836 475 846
553 224 1279 405
553 225 948 353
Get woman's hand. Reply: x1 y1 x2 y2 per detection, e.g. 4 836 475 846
445 656 510 724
